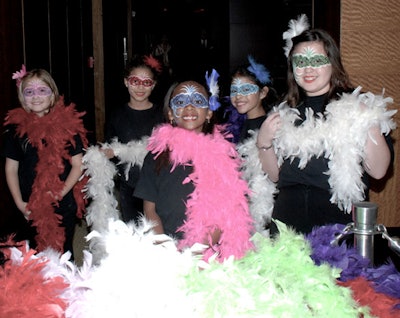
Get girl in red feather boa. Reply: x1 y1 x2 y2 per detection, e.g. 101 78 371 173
3 66 88 258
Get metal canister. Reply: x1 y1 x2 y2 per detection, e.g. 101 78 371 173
352 202 378 265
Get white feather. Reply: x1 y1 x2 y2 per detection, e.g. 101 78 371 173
104 136 149 181
274 87 396 212
283 14 310 57
65 218 202 318
237 131 277 236
82 138 150 264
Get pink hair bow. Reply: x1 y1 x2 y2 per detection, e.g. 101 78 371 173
12 64 27 87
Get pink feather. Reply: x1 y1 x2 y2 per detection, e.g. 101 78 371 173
147 124 255 262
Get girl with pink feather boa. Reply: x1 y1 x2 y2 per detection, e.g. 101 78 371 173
134 72 255 262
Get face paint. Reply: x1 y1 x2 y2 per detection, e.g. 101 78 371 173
23 86 52 98
127 76 154 87
292 46 331 79
230 78 259 97
170 84 208 117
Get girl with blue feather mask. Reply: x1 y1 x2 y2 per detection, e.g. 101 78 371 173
223 57 280 236
226 55 278 144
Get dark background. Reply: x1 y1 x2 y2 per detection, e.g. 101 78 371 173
1 0 399 270
0 0 337 241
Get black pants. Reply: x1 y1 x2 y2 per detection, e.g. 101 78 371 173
119 181 143 225
270 185 353 236
56 192 78 259
3 196 77 259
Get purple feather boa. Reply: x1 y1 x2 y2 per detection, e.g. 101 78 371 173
307 223 400 301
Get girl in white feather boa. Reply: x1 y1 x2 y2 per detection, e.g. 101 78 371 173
257 20 396 235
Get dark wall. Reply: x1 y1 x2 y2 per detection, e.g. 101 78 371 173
22 0 95 142
103 0 340 121
0 0 24 235
228 0 340 97
102 0 230 118
229 0 312 97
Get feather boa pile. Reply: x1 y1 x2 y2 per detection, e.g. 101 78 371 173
274 87 397 212
2 219 400 317
147 124 255 261
4 98 88 252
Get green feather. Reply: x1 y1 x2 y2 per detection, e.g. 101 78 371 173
182 221 373 317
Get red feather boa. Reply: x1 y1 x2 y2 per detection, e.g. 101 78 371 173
4 97 88 253
0 242 69 317
338 277 400 318
147 124 255 261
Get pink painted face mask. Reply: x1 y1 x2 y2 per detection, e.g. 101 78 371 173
23 86 52 98
127 76 154 87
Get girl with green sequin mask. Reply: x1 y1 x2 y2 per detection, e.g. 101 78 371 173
291 41 332 97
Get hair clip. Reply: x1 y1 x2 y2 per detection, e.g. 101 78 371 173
144 55 162 73
12 64 27 87
247 55 271 85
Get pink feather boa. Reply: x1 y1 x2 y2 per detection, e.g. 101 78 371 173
147 124 255 262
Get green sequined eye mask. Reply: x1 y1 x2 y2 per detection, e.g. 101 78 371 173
292 47 331 69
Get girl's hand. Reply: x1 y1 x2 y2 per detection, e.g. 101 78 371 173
101 148 115 159
204 227 222 246
17 201 30 220
257 112 281 147
23 210 31 220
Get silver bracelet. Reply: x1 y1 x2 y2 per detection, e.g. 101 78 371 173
256 143 273 151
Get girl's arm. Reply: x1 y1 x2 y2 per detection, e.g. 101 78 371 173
143 200 164 235
5 158 28 217
59 153 83 198
363 125 391 180
257 112 281 182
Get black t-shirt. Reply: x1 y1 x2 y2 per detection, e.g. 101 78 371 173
278 95 331 190
134 152 194 239
105 103 164 187
2 125 84 202
239 115 266 143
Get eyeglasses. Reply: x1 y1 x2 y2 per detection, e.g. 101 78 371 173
127 76 155 87
23 86 53 98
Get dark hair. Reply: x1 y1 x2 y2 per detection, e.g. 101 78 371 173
286 29 354 107
231 64 278 112
124 54 162 81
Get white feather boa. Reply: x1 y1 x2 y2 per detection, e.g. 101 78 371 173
81 137 148 263
273 87 396 212
237 131 277 235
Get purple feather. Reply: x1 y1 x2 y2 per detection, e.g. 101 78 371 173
308 223 400 305
223 102 246 144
